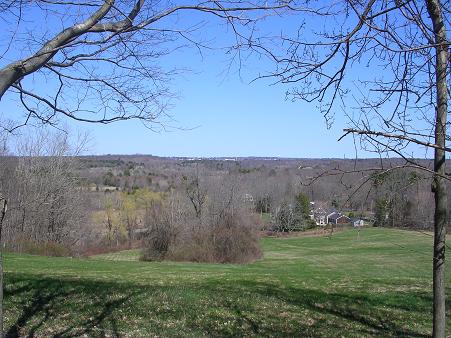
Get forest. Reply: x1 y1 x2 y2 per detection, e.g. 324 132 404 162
0 130 441 263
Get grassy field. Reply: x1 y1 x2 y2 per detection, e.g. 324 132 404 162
3 227 451 337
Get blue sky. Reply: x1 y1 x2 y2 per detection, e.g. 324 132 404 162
0 3 434 158
74 10 359 158
84 61 357 158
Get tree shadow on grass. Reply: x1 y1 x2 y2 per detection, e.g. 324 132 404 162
55 291 135 338
4 275 139 338
2 274 446 337
5 281 67 338
199 279 434 337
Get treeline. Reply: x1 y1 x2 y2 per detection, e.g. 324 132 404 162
0 129 443 260
0 131 87 256
371 170 433 228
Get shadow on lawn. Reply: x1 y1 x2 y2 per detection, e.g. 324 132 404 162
236 281 431 337
5 280 68 338
4 276 138 338
196 279 436 338
3 275 445 337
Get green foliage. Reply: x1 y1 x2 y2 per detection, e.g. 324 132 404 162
408 171 421 184
238 168 252 174
294 192 310 219
273 193 315 232
81 158 124 168
97 188 166 246
371 171 388 188
273 202 297 232
374 198 389 227
332 198 339 209
371 170 421 228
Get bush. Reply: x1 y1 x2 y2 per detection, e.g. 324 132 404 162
168 228 215 263
140 199 176 261
140 176 262 264
20 241 71 256
141 210 261 264
211 212 262 263
273 202 297 232
141 220 173 261
168 212 261 264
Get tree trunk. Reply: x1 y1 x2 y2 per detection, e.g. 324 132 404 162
426 1 448 336
0 197 7 337
0 250 3 337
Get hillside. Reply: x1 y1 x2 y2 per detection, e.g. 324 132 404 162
4 228 450 337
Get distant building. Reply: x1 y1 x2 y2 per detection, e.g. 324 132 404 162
351 218 365 227
311 201 357 226
327 212 351 225
313 207 328 226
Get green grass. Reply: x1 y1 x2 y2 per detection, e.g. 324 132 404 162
91 249 141 262
3 227 451 337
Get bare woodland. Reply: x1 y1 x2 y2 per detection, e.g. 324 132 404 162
0 151 440 253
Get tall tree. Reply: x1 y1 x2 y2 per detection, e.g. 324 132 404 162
255 1 449 335
0 2 289 335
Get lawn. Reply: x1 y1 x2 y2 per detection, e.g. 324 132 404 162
3 227 451 337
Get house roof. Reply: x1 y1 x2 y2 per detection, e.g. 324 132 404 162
328 212 350 221
327 212 341 220
313 207 327 216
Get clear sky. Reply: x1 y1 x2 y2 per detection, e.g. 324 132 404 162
72 11 361 158
0 3 433 159
82 61 357 158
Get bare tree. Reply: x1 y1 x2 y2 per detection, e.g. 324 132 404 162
0 0 289 131
0 3 292 335
120 194 138 248
183 165 207 219
253 1 449 335
0 128 87 336
0 195 6 335
3 129 87 249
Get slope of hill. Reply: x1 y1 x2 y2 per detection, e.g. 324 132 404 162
4 227 450 337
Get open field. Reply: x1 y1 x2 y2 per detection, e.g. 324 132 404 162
3 228 451 337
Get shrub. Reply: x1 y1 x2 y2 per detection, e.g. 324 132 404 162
20 241 71 256
168 227 215 263
141 210 261 264
140 176 262 264
140 201 175 261
141 220 173 261
211 212 262 263
161 212 261 264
